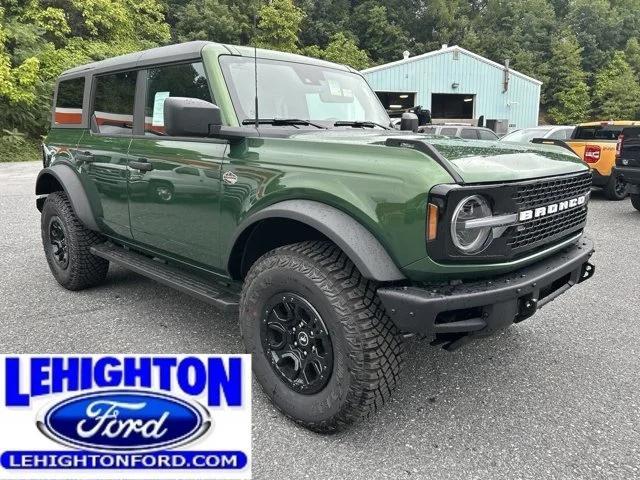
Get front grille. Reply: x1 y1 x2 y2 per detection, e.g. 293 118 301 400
511 172 592 209
507 172 592 251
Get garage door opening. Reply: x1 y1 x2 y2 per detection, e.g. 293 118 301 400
431 94 474 119
375 92 416 116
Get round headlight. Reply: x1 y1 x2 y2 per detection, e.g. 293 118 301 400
450 195 492 254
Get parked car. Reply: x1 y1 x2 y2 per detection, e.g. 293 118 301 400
36 41 595 432
614 126 640 210
566 121 640 200
418 124 500 140
501 125 575 144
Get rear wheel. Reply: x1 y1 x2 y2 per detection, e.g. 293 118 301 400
604 172 628 200
41 191 109 290
631 193 640 211
240 241 404 432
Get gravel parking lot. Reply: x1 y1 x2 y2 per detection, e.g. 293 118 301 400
1 161 638 479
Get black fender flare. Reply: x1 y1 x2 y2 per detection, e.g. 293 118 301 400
35 165 100 231
228 200 406 282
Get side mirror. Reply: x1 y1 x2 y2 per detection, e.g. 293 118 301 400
164 97 222 137
400 112 419 132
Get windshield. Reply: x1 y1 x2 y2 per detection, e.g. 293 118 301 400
219 55 390 127
501 128 549 143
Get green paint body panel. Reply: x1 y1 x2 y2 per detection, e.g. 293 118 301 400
43 42 590 285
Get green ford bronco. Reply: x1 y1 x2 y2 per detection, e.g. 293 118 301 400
37 41 595 431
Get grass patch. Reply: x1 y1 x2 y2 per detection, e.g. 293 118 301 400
0 133 41 163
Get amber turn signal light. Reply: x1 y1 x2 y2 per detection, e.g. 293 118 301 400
427 203 438 241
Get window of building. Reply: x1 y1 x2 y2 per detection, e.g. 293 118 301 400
55 78 85 125
145 62 212 135
92 71 137 134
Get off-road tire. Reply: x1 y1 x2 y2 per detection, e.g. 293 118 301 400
631 193 640 211
604 172 628 200
41 191 109 290
239 240 405 432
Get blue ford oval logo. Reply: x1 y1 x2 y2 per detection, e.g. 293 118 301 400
37 390 211 452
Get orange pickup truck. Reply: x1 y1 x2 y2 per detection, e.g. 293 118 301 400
567 121 640 200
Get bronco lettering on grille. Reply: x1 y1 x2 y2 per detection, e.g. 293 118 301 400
518 194 588 222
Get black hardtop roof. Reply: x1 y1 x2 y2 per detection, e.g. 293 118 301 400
59 41 221 78
58 41 353 80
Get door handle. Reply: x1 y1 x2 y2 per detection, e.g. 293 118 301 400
77 151 95 162
129 158 154 172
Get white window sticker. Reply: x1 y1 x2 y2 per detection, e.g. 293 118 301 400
0 354 252 479
152 91 171 126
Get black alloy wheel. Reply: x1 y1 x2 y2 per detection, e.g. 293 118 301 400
261 292 333 395
48 216 69 269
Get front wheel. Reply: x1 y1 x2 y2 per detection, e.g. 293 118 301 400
631 193 640 211
41 191 109 290
240 241 404 432
604 173 628 200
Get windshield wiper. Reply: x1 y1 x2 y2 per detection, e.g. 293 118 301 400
333 120 390 130
241 118 326 129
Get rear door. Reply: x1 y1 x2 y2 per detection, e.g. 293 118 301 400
127 61 226 269
76 70 137 238
620 127 640 167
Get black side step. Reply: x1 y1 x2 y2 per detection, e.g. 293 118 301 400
91 243 240 312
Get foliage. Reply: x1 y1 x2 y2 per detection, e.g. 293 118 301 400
2 0 640 143
255 0 304 53
592 51 640 119
304 33 371 70
0 129 41 162
545 32 591 124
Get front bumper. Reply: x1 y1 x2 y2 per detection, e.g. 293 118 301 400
378 236 595 347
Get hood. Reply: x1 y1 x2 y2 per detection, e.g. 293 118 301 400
291 130 588 183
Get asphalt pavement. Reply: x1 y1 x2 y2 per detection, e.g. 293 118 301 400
1 161 638 480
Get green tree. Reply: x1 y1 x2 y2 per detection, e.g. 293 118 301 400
303 32 371 70
255 0 304 53
625 38 640 80
349 1 408 63
173 0 254 44
592 51 640 119
545 33 590 124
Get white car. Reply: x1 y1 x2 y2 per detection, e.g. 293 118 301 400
501 125 575 143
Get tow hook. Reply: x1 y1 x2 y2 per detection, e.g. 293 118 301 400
579 262 595 283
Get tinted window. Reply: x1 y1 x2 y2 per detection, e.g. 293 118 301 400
145 62 212 135
478 129 499 140
440 127 457 137
548 128 573 140
460 128 479 139
501 128 548 143
573 125 625 141
92 71 137 134
55 78 85 125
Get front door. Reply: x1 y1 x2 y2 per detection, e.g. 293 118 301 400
76 70 137 239
127 61 226 268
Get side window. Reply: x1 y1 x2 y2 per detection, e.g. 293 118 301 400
145 62 212 136
548 128 569 140
54 78 85 125
440 127 457 136
460 128 479 139
92 71 137 134
478 129 498 140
